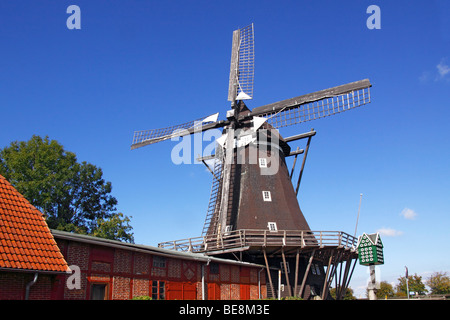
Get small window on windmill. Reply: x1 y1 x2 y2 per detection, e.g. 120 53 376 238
259 158 267 168
224 225 233 234
267 222 277 231
262 191 272 202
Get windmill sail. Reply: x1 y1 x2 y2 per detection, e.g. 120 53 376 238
250 79 371 129
228 23 255 102
131 113 227 150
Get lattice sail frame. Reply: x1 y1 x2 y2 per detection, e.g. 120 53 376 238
228 23 255 101
131 113 220 149
257 85 371 129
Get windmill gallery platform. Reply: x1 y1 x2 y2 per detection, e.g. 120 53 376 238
158 229 358 300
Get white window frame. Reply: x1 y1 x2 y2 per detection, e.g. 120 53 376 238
262 191 272 202
267 222 277 231
224 225 233 234
259 158 267 168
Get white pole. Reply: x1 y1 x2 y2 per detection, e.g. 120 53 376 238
405 266 410 300
354 193 363 238
201 264 205 300
368 265 377 300
278 270 282 300
406 278 410 300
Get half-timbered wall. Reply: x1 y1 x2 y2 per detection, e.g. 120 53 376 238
52 235 265 300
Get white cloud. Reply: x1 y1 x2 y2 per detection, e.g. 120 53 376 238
377 227 403 237
420 58 450 82
437 60 450 78
419 71 430 82
400 208 418 220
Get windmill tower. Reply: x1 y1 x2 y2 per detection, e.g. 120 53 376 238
132 24 372 300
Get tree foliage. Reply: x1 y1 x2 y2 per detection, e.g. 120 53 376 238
92 212 134 243
426 272 450 295
396 274 427 296
0 135 134 242
368 281 395 299
329 287 356 300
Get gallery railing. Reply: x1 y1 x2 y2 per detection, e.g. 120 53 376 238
158 229 357 253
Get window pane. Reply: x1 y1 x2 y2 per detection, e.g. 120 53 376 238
153 256 166 268
91 284 106 300
268 222 277 231
160 281 165 300
263 191 271 201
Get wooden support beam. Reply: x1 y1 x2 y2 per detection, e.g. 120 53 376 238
299 249 315 298
201 159 219 181
263 249 276 298
283 130 317 142
321 251 334 300
281 249 292 296
333 251 352 300
326 251 341 296
343 258 358 295
336 257 344 299
338 258 353 300
289 147 300 179
334 251 343 297
295 131 313 196
294 249 300 297
196 154 215 162
287 148 304 157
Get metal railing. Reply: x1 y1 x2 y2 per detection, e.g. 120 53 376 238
158 229 358 253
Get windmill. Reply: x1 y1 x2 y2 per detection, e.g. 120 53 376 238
132 24 372 300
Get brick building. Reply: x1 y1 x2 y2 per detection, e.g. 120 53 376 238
52 229 267 300
0 173 267 300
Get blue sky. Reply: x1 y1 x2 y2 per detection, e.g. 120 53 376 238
1 0 449 298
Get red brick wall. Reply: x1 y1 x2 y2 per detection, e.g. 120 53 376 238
0 272 26 300
52 238 266 300
0 271 54 300
63 241 90 300
134 254 150 275
132 278 149 297
112 276 130 300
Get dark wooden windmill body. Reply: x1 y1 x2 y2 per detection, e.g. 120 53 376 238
132 24 372 299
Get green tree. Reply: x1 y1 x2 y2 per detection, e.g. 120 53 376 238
329 287 356 300
92 212 134 243
426 272 450 295
0 135 134 242
366 281 394 299
396 273 427 296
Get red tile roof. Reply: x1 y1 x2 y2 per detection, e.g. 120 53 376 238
0 174 69 273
